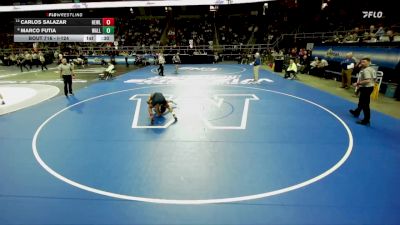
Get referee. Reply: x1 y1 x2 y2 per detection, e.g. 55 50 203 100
59 58 76 97
172 52 181 74
349 57 375 126
157 53 165 76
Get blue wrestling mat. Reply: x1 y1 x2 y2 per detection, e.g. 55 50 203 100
1 64 399 224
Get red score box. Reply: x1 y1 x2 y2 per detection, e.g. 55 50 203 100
102 18 115 26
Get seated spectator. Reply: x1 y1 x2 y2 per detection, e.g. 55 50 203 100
375 26 385 39
298 55 311 74
318 58 329 78
387 30 395 42
309 57 319 74
73 55 86 68
240 53 249 64
363 25 377 42
100 59 107 66
310 57 328 77
344 28 360 43
100 62 115 80
284 59 298 79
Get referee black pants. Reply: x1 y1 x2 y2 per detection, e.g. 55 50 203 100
62 75 73 96
41 62 48 70
19 62 29 72
354 86 374 122
158 64 164 76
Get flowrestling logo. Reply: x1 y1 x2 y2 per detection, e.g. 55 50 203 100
179 67 219 72
325 48 340 58
362 11 383 19
124 75 274 85
93 58 103 63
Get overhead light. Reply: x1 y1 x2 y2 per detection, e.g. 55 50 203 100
263 2 268 15
210 5 218 12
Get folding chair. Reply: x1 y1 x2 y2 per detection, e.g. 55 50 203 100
371 71 383 100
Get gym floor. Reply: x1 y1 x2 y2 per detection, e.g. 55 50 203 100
0 64 399 224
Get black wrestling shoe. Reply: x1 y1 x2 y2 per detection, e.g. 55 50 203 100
349 110 359 118
356 120 370 126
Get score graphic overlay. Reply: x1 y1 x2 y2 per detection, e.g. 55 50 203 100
14 17 115 42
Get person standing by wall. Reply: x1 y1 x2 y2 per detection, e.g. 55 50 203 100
253 52 261 81
349 57 375 126
39 51 48 71
123 51 129 67
172 52 181 74
157 53 165 76
24 51 33 69
17 53 29 72
340 52 356 89
32 52 39 68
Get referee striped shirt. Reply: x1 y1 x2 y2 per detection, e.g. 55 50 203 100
58 63 73 75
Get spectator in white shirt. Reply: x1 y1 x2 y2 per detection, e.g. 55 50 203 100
103 62 115 79
284 59 298 79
